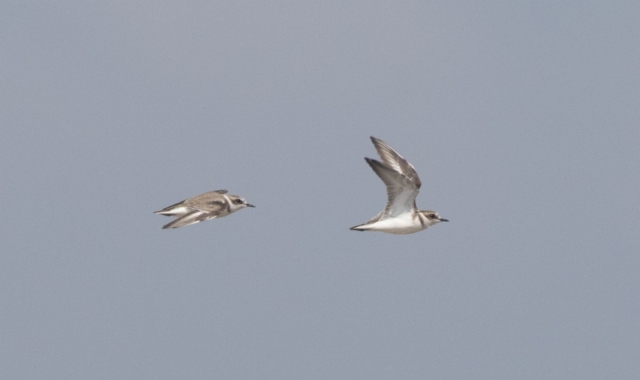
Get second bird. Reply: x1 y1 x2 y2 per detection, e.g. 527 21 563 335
155 189 254 229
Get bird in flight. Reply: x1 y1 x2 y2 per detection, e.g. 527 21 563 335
154 189 254 229
350 136 448 234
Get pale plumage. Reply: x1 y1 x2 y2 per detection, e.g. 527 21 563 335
154 189 254 229
350 136 448 234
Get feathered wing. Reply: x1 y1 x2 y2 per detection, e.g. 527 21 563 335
207 189 228 195
162 211 217 229
185 194 229 213
185 190 228 207
154 199 187 215
365 158 419 217
370 136 421 189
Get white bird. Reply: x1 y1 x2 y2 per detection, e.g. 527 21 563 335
350 136 448 234
154 189 254 229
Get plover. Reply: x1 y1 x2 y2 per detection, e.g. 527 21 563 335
350 136 448 234
154 189 254 229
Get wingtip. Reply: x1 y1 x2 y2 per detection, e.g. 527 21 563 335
162 222 180 229
364 157 384 168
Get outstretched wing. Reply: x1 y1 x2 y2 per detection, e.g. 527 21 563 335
365 158 419 218
370 136 421 190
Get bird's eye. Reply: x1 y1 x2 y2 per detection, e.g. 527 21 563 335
234 199 244 204
429 214 436 218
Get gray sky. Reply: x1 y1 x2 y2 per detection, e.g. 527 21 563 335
1 1 639 379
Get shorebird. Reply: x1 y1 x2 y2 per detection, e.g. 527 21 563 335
154 189 254 229
350 136 448 234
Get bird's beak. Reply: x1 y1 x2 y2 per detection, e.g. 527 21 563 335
246 204 256 208
439 218 449 222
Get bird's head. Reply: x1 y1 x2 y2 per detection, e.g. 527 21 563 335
421 210 448 224
228 195 255 211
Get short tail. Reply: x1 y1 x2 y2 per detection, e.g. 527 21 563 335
349 224 368 232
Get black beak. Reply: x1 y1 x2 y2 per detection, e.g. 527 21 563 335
246 204 256 208
439 218 449 222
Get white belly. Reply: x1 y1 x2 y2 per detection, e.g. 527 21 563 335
365 214 431 235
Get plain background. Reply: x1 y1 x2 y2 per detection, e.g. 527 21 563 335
1 1 639 379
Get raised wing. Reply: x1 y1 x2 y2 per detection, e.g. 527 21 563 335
365 158 419 218
370 136 421 190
